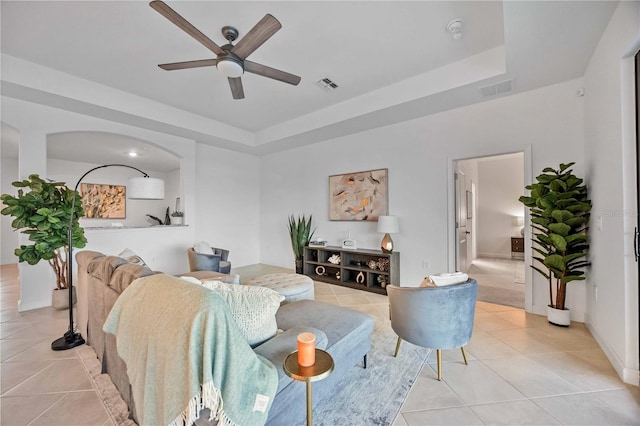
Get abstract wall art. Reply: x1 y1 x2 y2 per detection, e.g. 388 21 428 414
329 168 388 221
80 183 126 219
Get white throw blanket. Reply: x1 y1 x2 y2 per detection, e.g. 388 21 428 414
103 274 278 426
429 272 469 286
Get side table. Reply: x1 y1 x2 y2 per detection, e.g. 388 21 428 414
511 237 524 260
283 349 334 426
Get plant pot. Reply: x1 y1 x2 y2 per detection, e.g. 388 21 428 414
295 258 304 275
52 287 77 310
171 216 183 225
547 305 570 327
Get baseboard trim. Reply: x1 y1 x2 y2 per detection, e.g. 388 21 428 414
477 252 512 260
17 299 50 312
585 314 639 386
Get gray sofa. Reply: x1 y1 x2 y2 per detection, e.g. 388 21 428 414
75 250 374 425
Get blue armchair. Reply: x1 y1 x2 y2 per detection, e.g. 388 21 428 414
187 246 231 274
387 279 478 380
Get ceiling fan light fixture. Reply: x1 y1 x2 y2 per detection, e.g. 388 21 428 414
217 57 244 78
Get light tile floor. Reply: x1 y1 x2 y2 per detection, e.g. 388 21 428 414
2 263 639 425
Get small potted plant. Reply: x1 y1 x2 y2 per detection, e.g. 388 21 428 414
170 210 184 225
1 174 87 309
288 214 315 274
519 163 591 326
170 197 183 225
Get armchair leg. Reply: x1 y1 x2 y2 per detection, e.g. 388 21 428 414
394 337 402 357
437 349 442 381
363 354 367 369
461 346 468 365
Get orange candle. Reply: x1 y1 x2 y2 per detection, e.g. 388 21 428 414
297 332 316 366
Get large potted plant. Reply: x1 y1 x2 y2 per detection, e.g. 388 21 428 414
519 163 591 326
288 214 315 274
1 174 87 309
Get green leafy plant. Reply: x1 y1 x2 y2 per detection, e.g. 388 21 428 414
1 174 87 290
170 211 184 217
288 214 315 273
519 163 591 310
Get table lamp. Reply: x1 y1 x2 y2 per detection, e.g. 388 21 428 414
377 215 399 253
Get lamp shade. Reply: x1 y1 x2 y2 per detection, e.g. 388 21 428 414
377 216 399 234
217 58 244 78
127 177 165 200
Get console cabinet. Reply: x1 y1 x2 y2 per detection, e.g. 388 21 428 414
303 246 399 295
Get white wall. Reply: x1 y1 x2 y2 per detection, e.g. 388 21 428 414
583 1 640 385
476 155 525 258
194 144 261 268
260 78 585 323
1 157 19 264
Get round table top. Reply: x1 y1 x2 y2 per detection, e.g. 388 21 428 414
283 349 334 382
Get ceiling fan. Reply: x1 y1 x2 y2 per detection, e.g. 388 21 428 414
150 0 301 100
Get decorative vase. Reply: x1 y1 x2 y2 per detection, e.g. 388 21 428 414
547 305 570 327
52 287 77 310
295 258 304 275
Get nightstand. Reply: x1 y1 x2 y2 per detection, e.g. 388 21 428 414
511 237 524 260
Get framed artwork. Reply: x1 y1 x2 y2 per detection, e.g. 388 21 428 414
329 168 388 221
80 183 126 219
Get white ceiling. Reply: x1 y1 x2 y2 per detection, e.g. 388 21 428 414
0 1 618 164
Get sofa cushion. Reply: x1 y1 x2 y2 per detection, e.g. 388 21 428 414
200 281 285 346
87 256 128 284
254 326 328 394
109 264 156 294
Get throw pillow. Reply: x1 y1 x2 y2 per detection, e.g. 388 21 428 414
201 281 285 347
179 276 203 285
193 241 214 255
118 248 147 267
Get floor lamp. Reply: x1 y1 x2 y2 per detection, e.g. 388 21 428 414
51 164 164 351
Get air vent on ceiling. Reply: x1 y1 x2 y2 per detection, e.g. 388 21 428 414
315 77 339 92
479 79 513 98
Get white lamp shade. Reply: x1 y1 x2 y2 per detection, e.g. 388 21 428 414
377 215 399 234
217 59 244 78
127 177 165 200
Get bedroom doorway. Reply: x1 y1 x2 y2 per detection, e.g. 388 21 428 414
455 152 526 308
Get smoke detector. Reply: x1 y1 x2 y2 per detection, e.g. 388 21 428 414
447 19 463 40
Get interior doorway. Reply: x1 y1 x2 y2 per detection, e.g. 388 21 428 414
455 153 526 308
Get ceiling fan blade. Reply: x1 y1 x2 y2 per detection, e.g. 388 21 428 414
150 1 225 56
228 77 245 99
244 60 301 86
231 14 281 60
159 59 218 71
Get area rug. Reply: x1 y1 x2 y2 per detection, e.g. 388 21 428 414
78 316 429 426
76 344 135 426
314 316 431 426
476 284 525 309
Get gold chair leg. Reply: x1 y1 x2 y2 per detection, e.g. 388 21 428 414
394 337 402 357
437 349 442 381
461 346 468 365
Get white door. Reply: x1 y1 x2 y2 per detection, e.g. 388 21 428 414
456 171 468 272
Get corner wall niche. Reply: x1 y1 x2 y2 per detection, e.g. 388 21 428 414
46 131 182 228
